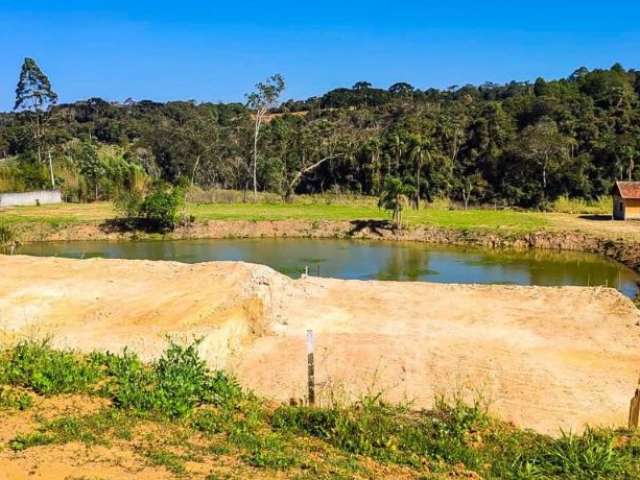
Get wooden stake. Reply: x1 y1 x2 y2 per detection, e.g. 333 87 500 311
306 329 315 406
629 378 640 430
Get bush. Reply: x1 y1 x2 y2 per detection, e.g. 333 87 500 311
113 189 144 218
1 340 102 395
101 340 242 418
139 189 181 231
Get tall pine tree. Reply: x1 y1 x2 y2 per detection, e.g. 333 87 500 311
14 58 58 187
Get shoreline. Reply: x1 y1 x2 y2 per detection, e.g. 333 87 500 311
12 218 640 276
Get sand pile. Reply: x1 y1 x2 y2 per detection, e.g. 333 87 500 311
1 254 639 433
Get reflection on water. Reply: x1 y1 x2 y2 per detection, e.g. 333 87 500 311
16 238 640 298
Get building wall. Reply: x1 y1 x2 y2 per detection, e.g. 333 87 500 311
623 198 640 220
0 190 62 207
613 194 625 220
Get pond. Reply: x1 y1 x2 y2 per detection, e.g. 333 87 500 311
16 238 640 298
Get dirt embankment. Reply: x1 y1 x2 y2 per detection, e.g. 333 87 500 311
1 255 639 435
15 219 640 275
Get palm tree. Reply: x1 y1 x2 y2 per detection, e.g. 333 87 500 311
407 134 432 209
378 177 416 228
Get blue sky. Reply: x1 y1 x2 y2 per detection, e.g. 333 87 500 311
1 1 639 111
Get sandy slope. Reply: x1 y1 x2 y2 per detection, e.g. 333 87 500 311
1 254 639 434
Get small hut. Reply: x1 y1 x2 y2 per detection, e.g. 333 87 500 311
613 181 640 220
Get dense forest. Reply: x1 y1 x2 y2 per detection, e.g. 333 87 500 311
1 59 640 209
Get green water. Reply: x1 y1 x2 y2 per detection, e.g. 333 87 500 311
16 238 640 298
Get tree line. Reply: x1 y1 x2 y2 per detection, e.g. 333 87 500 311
1 58 639 209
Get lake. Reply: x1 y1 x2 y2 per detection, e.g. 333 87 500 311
16 238 640 298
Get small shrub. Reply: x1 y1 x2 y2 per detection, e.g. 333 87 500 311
102 340 243 417
96 349 156 411
544 429 629 479
0 386 33 410
152 340 212 417
9 432 54 451
2 340 101 395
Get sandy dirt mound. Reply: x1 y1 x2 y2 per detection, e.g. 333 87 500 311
0 255 288 368
1 254 639 434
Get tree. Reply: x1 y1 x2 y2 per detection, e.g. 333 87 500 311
388 82 415 96
459 173 487 209
77 141 105 201
513 119 570 208
378 177 415 228
407 134 432 208
353 81 372 91
14 58 58 188
245 74 285 200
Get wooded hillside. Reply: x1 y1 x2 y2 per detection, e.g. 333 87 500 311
2 63 639 209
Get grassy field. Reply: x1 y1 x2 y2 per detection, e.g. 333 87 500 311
1 340 638 479
1 200 550 232
2 195 639 243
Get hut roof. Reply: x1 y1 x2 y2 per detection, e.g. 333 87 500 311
614 181 640 200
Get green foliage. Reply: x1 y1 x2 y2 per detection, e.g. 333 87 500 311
9 432 54 451
76 141 106 200
0 159 50 193
0 221 15 247
272 396 488 467
8 409 136 453
2 342 639 479
240 432 300 469
543 429 630 479
98 340 242 418
4 63 640 210
139 187 182 231
378 177 416 226
1 340 101 395
14 57 58 111
113 189 144 218
144 448 187 474
0 386 33 410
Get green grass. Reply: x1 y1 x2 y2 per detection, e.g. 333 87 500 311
191 202 549 232
1 198 550 234
1 340 638 479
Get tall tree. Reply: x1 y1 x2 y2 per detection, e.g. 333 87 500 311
245 74 285 200
14 58 58 188
77 141 105 201
407 134 432 208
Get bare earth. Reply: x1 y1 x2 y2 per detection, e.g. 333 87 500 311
1 255 640 436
